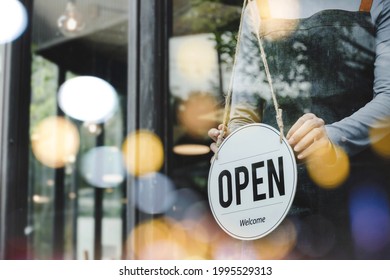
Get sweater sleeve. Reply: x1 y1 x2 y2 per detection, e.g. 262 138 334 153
326 0 390 156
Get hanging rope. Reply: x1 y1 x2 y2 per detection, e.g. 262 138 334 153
248 1 284 142
215 0 248 159
215 0 285 159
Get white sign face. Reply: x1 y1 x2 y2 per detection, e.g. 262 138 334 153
208 123 297 240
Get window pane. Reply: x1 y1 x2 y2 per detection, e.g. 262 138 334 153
29 0 128 260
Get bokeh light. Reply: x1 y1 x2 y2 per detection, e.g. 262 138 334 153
211 235 258 260
349 184 390 254
83 122 102 136
176 35 217 82
179 220 212 258
128 199 218 259
173 144 210 156
122 130 164 176
369 117 390 158
191 212 224 245
250 0 299 41
127 203 297 259
306 145 350 189
31 116 80 168
127 218 188 260
180 202 219 245
58 76 118 124
266 0 300 19
80 146 125 188
33 195 50 204
182 201 209 225
166 188 203 221
172 214 211 259
254 218 297 259
295 215 335 258
166 193 221 257
177 92 218 138
0 0 28 44
131 172 176 215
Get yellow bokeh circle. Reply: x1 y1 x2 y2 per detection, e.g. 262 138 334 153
369 118 390 158
122 130 164 176
31 116 80 168
306 145 350 189
127 218 191 259
178 92 218 138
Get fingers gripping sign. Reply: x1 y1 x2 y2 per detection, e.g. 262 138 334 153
208 124 229 159
287 113 334 160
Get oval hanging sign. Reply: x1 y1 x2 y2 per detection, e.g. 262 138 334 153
208 123 297 240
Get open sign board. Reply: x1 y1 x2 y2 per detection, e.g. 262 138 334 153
208 123 297 240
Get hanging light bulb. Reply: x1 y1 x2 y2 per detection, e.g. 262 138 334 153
57 0 85 36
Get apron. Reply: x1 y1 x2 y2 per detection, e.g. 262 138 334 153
255 0 376 242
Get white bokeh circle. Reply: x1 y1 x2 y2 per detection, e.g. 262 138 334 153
58 76 118 123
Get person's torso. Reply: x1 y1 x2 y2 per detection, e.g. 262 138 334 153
255 1 376 131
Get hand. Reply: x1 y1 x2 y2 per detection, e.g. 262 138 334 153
208 124 228 154
286 113 334 160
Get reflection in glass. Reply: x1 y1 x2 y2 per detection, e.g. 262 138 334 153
175 34 217 83
57 0 85 37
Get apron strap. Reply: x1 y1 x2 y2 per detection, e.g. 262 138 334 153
359 0 373 12
256 0 271 19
